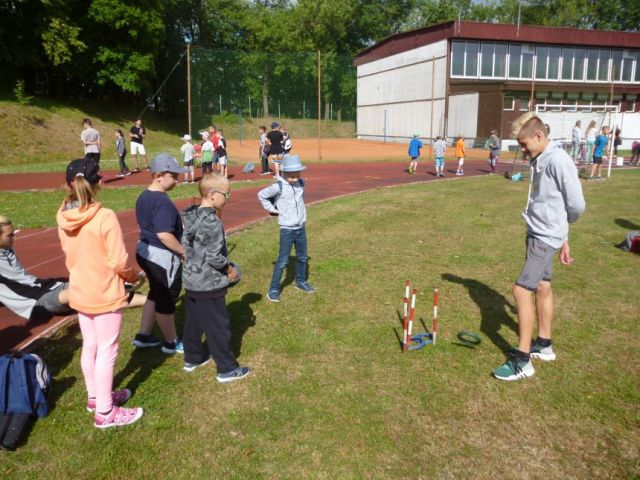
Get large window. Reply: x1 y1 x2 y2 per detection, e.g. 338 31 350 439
597 49 610 81
451 40 479 77
509 43 534 79
480 42 507 78
535 45 561 80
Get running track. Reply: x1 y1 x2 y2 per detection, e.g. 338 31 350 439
0 159 509 354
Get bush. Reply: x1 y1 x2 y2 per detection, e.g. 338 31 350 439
13 80 33 106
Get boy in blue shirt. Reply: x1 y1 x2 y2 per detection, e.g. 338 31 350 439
407 132 423 174
589 126 610 181
258 155 314 302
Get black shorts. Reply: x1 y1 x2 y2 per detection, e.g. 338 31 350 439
136 253 182 314
592 156 603 164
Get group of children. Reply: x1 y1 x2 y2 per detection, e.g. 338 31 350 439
407 133 468 177
259 122 292 177
55 124 314 428
179 126 229 183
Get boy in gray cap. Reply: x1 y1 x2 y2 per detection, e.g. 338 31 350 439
258 155 314 302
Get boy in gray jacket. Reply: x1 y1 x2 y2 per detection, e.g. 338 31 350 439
258 155 314 302
493 112 585 381
181 174 250 383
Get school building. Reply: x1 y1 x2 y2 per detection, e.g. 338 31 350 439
354 21 640 148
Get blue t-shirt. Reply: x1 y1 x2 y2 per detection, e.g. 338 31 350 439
408 138 423 158
593 134 608 157
135 190 183 250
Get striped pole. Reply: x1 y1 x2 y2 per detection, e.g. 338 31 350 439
408 288 417 343
432 288 439 346
402 297 409 353
404 279 410 316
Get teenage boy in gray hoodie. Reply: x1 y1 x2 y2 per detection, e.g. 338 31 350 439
181 174 250 383
493 112 585 381
258 155 314 303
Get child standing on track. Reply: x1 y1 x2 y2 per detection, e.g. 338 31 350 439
407 132 423 174
181 174 251 382
115 129 131 177
57 157 144 428
455 134 465 175
487 129 501 175
258 155 314 302
200 131 214 175
180 134 195 184
133 153 186 354
492 112 585 382
258 125 269 175
216 130 228 178
589 126 610 181
266 122 285 178
433 136 447 177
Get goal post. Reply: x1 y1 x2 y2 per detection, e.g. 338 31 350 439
535 104 620 177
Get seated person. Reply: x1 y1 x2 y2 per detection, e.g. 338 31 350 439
0 215 145 320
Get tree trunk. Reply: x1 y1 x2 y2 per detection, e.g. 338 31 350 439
262 64 269 118
324 101 330 120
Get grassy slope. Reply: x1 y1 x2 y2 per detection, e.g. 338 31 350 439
0 98 354 172
1 171 638 479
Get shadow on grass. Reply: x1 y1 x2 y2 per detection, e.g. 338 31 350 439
276 256 311 291
441 273 518 355
228 292 261 358
615 218 640 230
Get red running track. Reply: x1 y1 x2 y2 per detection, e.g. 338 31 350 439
0 160 506 353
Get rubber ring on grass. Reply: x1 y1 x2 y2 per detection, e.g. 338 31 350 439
457 331 481 346
408 337 427 351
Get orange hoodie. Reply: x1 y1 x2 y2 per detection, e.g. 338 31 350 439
56 201 137 314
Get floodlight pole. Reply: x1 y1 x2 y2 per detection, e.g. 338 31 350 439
317 49 322 162
187 42 192 137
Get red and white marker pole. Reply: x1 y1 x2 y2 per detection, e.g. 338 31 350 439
402 296 409 353
432 288 439 346
408 288 417 343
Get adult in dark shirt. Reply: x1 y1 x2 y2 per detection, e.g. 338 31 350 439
129 118 149 171
266 121 285 178
133 153 186 354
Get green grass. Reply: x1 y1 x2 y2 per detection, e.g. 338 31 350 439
0 179 269 229
2 171 639 479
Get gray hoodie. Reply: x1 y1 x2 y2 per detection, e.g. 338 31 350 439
258 179 306 229
181 205 229 294
522 140 586 249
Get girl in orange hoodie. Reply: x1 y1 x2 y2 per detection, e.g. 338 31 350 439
57 158 144 429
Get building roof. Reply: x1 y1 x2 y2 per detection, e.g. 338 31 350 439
354 21 640 66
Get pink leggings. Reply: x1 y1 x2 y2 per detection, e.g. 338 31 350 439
78 311 122 414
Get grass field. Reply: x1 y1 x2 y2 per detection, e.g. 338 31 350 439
0 98 354 172
1 171 638 479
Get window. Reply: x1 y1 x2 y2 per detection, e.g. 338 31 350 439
625 94 637 112
518 97 530 111
451 41 465 76
481 43 494 77
573 48 585 81
535 46 548 79
503 96 515 111
636 52 640 82
597 49 610 81
548 46 561 80
509 44 534 79
621 50 634 82
479 42 508 78
494 44 507 77
522 44 534 78
451 41 479 77
509 44 521 78
586 49 598 81
561 47 574 80
466 42 479 77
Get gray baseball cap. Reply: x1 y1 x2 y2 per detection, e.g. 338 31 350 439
150 153 187 174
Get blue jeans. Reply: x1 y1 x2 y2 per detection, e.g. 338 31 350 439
269 227 308 292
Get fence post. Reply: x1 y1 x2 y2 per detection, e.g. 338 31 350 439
249 97 252 119
383 109 387 144
303 100 306 119
278 99 281 119
219 94 222 115
238 108 243 145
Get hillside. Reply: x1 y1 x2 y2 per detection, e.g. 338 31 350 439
0 98 355 173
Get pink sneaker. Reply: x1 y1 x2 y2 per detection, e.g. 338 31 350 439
86 389 132 412
94 406 143 429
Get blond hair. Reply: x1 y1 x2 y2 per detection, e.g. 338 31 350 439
511 112 546 139
0 215 12 227
65 176 98 210
199 173 230 197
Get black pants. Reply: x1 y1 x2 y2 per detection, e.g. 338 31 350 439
183 294 238 374
118 153 130 173
85 152 101 164
260 153 269 173
202 162 213 175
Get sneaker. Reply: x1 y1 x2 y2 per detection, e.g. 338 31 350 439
267 290 280 302
260 171 270 176
87 389 132 412
116 173 125 178
295 281 316 293
125 171 132 176
216 366 250 384
132 333 162 348
183 358 212 372
94 406 144 429
493 354 535 381
162 339 184 354
530 342 557 362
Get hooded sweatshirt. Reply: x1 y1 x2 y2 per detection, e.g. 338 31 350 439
522 140 586 249
257 179 306 229
181 205 229 295
56 202 137 313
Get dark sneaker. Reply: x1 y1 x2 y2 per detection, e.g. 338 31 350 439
162 339 184 354
132 333 161 348
493 354 534 381
87 389 132 412
295 281 315 293
267 290 281 302
530 342 556 361
183 358 212 373
216 366 250 384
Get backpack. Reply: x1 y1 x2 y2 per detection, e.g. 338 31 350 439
242 162 255 174
0 353 51 450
